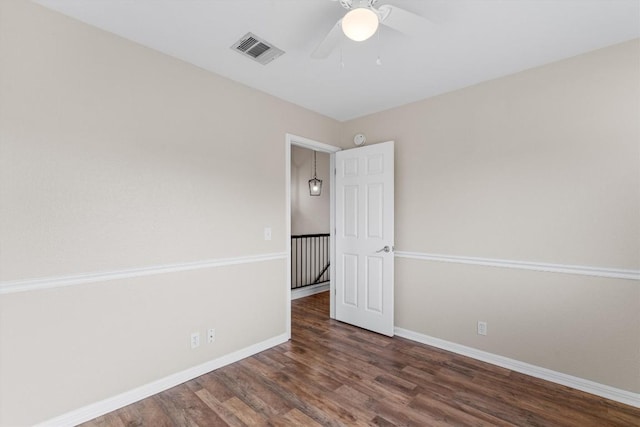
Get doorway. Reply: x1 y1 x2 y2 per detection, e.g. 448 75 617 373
286 135 396 339
285 134 341 339
290 146 331 298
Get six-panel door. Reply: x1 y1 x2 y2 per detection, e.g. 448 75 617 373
335 141 394 336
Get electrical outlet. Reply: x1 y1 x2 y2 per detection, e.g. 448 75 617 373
264 227 272 241
207 328 216 344
477 321 487 336
190 332 200 349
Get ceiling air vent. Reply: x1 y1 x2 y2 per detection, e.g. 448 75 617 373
231 32 284 65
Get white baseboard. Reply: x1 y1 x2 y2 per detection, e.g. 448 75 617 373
33 326 638 426
395 327 640 408
35 333 289 427
291 283 329 300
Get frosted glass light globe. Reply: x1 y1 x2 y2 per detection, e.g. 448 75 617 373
342 8 379 42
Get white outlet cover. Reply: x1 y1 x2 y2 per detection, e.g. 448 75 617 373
264 227 272 241
207 328 216 343
477 321 487 336
191 332 200 348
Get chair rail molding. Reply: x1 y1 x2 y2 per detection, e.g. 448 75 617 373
0 252 288 295
394 251 640 281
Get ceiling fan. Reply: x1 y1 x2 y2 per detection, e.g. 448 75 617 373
312 0 428 59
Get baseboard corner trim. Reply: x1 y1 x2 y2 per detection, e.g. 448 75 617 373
35 333 289 427
291 283 329 300
394 327 640 409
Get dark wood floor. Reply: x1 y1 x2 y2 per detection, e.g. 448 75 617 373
83 291 639 426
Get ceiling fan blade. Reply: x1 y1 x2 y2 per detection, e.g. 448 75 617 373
311 19 344 59
377 4 429 36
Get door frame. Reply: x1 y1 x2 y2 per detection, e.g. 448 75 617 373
285 133 341 339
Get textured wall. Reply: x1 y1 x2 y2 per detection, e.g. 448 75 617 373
341 39 640 393
0 1 340 425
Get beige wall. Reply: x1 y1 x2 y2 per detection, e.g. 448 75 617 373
0 1 340 425
341 39 640 393
290 146 330 235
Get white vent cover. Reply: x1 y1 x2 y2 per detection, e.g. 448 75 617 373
231 32 284 65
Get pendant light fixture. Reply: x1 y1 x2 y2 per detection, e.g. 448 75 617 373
308 151 323 196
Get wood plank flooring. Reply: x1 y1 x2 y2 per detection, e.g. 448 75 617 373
82 292 639 426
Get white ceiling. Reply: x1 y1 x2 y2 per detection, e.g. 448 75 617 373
34 0 640 121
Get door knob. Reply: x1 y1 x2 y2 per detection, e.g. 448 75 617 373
376 246 392 253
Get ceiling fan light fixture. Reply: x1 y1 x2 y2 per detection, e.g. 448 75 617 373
342 7 379 42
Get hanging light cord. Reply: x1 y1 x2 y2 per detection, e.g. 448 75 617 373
376 25 382 65
313 151 317 178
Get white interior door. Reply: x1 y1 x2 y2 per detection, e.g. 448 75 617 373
335 141 394 336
